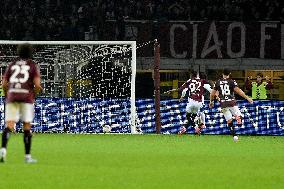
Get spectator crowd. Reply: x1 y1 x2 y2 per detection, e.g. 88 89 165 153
1 0 284 41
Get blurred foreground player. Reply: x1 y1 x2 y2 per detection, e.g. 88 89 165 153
209 69 253 142
0 43 43 163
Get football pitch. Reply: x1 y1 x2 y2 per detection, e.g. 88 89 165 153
0 134 283 189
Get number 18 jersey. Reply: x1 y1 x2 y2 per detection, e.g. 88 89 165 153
3 58 40 103
214 78 238 108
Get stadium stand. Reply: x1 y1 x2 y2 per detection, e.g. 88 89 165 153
0 0 284 41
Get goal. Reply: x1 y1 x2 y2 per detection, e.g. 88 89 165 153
0 40 142 134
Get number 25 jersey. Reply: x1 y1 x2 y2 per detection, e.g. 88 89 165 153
3 58 40 103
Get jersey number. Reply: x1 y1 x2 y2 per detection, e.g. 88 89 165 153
10 64 30 83
220 84 230 96
189 81 201 93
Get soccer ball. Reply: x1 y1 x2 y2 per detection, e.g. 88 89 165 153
233 136 239 142
102 125 111 133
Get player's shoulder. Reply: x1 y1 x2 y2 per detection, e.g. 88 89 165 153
213 79 221 88
201 78 209 83
6 59 19 69
26 59 38 68
184 78 193 85
215 79 222 84
192 77 203 82
26 59 36 64
229 79 238 85
7 62 14 69
12 58 36 65
10 58 20 65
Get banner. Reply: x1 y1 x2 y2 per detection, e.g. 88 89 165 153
0 98 283 135
114 21 284 59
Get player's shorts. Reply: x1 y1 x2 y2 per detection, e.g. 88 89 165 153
186 98 203 114
222 106 242 121
5 102 34 122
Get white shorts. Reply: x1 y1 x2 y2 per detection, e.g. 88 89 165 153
222 106 242 121
186 98 203 114
5 102 34 123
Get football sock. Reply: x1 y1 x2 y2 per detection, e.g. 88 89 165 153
186 113 196 128
191 113 197 120
191 113 197 127
185 113 192 128
2 127 12 148
23 130 32 155
200 112 205 125
228 122 236 136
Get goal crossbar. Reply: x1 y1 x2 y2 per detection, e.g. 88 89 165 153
0 40 136 45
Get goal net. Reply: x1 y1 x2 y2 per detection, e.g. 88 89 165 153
0 41 143 134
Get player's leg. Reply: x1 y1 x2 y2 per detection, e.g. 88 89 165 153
227 120 236 136
20 103 37 163
195 102 206 135
179 100 196 135
23 122 36 163
199 111 206 128
187 99 199 127
178 109 192 135
231 106 242 124
186 111 196 127
1 103 19 162
0 121 15 162
179 104 190 135
195 111 206 135
222 108 238 141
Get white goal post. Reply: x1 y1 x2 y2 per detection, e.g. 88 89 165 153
0 40 138 134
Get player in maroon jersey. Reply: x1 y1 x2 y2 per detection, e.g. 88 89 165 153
0 43 43 163
177 71 213 135
209 69 253 141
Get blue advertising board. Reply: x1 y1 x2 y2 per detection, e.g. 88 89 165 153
0 98 283 135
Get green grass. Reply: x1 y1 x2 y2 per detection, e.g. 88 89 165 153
0 134 283 189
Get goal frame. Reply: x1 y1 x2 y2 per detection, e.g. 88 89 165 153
0 40 137 134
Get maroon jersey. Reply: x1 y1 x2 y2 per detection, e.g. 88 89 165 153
214 78 238 108
3 58 40 103
179 78 208 102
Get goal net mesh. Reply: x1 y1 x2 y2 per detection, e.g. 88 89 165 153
0 41 145 133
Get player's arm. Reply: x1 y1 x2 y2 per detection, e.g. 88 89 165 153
209 89 217 108
178 80 190 91
2 65 11 96
179 88 188 102
163 88 178 94
204 81 220 101
234 87 253 104
33 76 43 96
163 79 190 94
214 90 220 102
2 78 8 96
33 64 43 96
204 83 212 93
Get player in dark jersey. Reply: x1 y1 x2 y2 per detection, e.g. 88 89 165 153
177 71 213 135
209 69 253 142
0 43 43 163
